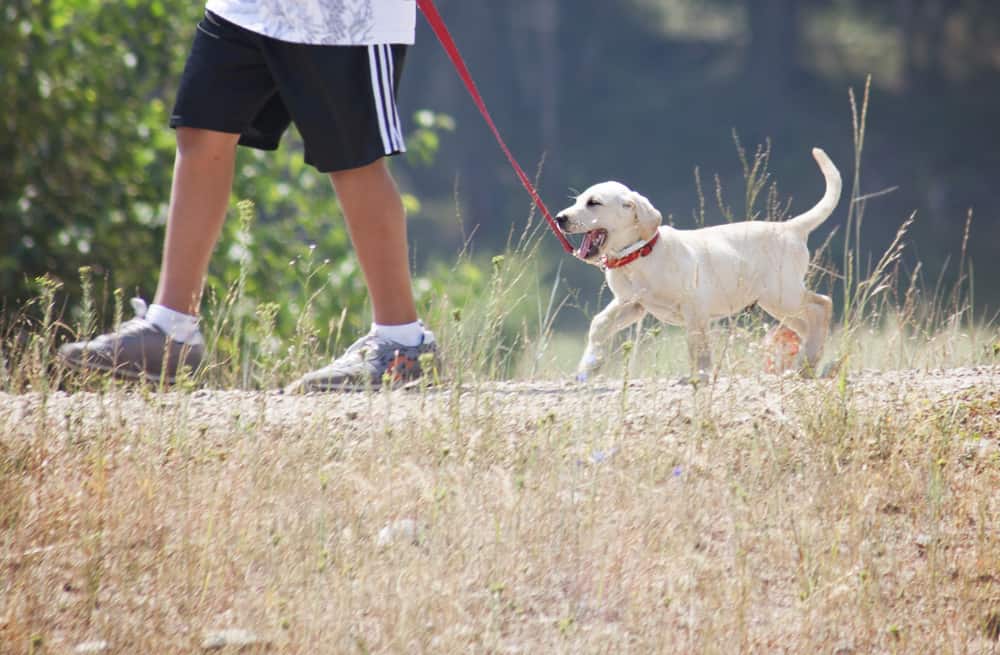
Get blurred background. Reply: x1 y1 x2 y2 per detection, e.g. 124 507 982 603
3 0 999 342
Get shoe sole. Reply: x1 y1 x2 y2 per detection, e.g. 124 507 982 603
288 375 439 394
59 353 184 386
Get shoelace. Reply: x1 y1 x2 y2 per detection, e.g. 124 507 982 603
344 334 380 355
114 318 156 337
106 298 156 338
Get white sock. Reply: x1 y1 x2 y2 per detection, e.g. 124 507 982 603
372 320 424 347
146 304 204 345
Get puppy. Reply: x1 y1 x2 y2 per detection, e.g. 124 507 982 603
556 148 842 382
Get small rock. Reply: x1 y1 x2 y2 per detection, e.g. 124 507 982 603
978 439 998 460
74 641 109 654
961 439 996 462
376 519 420 548
831 641 854 655
201 629 271 651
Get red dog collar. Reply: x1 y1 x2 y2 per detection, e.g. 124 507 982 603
601 231 660 270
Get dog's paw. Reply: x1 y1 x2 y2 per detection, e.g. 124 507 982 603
574 352 602 384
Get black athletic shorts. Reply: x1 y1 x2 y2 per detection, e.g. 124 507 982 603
170 10 408 173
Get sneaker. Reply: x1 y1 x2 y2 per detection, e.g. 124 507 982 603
58 298 204 384
285 329 439 393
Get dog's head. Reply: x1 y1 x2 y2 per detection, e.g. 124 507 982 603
555 182 662 265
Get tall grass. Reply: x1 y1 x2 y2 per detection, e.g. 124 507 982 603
1 76 995 388
0 94 998 655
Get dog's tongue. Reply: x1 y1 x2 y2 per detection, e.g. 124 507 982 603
577 231 594 259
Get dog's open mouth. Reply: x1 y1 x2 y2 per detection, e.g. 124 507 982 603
573 229 608 260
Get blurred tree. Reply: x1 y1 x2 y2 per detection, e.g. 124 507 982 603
898 0 948 89
406 0 1000 311
0 0 196 309
746 0 800 87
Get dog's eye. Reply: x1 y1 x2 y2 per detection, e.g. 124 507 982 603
586 198 602 207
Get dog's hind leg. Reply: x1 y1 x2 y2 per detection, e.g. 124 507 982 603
577 299 645 382
800 291 833 372
759 290 832 376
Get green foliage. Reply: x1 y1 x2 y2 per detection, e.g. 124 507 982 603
1 0 198 309
0 0 470 351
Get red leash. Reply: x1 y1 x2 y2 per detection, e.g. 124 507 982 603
416 0 575 254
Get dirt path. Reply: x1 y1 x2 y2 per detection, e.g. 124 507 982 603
2 367 996 439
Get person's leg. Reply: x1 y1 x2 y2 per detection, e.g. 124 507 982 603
269 42 437 392
57 126 239 383
284 158 437 392
155 11 285 315
59 12 282 383
154 127 241 315
328 158 417 327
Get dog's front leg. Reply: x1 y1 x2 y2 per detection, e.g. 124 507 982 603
577 299 645 382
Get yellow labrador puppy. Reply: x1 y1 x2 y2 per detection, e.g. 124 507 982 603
556 148 842 382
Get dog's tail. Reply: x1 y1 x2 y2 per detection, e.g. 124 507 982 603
786 148 842 238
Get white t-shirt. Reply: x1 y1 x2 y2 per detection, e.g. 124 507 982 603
205 0 416 46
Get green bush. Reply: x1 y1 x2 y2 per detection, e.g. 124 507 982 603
0 1 474 353
1 0 196 310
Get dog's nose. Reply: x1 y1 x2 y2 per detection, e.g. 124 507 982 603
556 212 569 229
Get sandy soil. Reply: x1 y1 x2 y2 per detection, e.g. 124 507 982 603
2 367 997 438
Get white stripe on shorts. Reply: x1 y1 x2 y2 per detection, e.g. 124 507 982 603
367 45 393 154
381 45 406 153
375 46 401 152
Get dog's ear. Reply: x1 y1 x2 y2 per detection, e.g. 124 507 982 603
629 191 662 241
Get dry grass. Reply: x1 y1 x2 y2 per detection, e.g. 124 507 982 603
4 87 999 653
1 368 998 653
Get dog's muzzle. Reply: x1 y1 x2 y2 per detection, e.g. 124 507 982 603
555 212 608 260
575 229 608 260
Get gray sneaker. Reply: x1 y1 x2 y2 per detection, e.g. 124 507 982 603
58 298 204 384
285 329 439 393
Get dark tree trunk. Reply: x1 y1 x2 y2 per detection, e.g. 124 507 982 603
745 0 800 88
899 0 948 91
533 0 560 154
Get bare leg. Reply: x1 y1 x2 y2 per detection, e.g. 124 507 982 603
328 159 417 326
154 127 240 315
